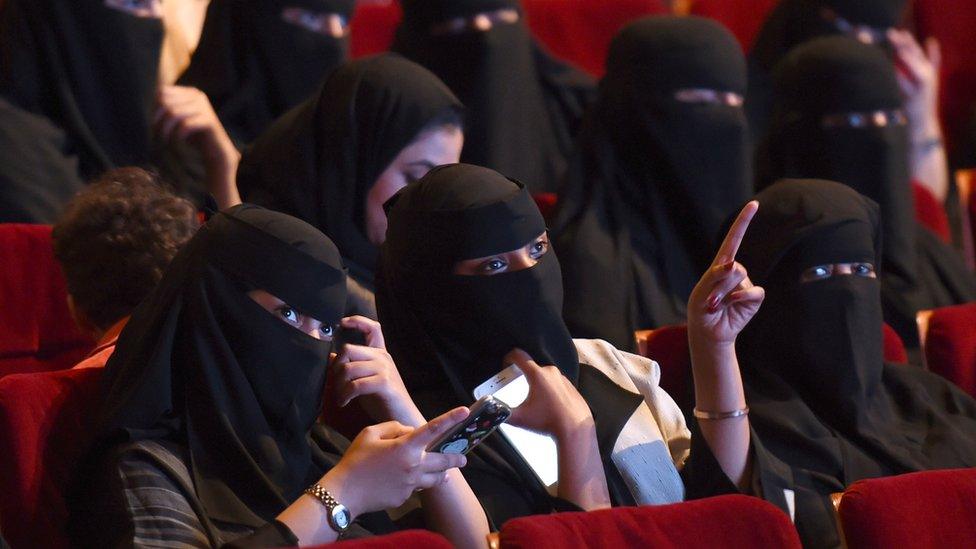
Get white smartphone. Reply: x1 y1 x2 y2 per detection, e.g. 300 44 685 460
473 365 559 492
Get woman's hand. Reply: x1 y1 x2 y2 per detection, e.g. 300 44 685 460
331 316 425 427
888 29 942 142
687 201 764 348
321 407 470 517
503 349 593 439
154 85 241 208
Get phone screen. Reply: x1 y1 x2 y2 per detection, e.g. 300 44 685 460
480 374 559 490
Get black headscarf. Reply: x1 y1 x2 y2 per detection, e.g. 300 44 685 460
551 16 751 351
736 179 976 547
377 163 578 415
92 205 348 527
392 0 595 192
0 97 84 223
179 0 356 146
0 0 162 179
237 54 463 287
759 36 976 345
745 0 908 142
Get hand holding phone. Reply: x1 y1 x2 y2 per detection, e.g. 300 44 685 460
426 396 511 455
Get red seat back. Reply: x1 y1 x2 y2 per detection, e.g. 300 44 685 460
532 192 558 224
690 0 780 51
305 530 453 549
912 181 951 243
498 494 801 548
924 302 976 398
838 468 976 549
0 367 103 549
0 224 93 378
348 0 669 77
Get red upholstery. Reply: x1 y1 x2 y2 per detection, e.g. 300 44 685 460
838 468 976 549
0 367 103 549
690 0 780 51
348 0 669 76
532 192 558 223
882 323 909 365
912 1 976 157
0 224 93 378
498 494 801 548
924 302 976 398
304 530 453 549
912 181 951 243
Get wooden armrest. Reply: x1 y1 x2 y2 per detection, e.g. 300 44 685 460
831 492 848 549
955 168 975 271
917 309 934 369
487 531 500 549
635 329 654 358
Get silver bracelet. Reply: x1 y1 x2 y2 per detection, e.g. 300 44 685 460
693 406 749 420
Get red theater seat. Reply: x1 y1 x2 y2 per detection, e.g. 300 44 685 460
497 494 801 548
689 0 780 51
913 181 951 243
0 224 93 378
349 0 669 76
837 468 976 549
920 303 976 398
0 367 103 549
532 192 558 223
304 530 453 549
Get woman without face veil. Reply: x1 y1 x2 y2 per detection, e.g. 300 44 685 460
732 179 976 548
179 0 356 146
71 205 488 548
392 0 595 192
552 16 753 352
759 37 975 347
377 163 768 525
236 54 465 319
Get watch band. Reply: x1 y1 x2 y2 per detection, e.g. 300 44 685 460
304 483 351 532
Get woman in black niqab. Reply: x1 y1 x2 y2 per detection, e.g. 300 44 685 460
759 36 975 346
392 0 595 192
746 0 908 142
236 54 464 315
733 179 976 548
179 0 356 146
0 0 163 179
552 16 752 351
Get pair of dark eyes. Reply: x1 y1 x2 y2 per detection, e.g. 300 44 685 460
479 239 549 274
276 306 334 337
801 263 875 282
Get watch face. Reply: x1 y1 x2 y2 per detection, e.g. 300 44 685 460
331 505 351 530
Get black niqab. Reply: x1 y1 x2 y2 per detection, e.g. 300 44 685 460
759 36 975 345
179 0 356 145
377 164 578 413
91 205 348 527
552 16 751 351
736 179 976 547
236 54 463 286
392 0 595 192
0 0 162 178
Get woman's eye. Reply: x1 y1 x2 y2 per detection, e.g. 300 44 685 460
321 325 334 337
802 265 832 281
481 259 507 273
277 306 302 326
853 263 875 277
530 239 549 258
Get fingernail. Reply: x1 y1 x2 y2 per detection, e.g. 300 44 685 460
459 456 467 467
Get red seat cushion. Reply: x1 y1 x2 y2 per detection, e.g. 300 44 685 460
349 1 403 58
304 530 453 549
690 0 780 52
838 468 976 549
0 224 93 378
499 494 801 548
532 192 558 224
0 367 103 549
924 302 976 398
882 322 909 364
913 181 951 243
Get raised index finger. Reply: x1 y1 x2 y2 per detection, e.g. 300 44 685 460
341 316 386 349
714 200 758 267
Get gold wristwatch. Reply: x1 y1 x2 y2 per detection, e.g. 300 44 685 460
304 483 352 533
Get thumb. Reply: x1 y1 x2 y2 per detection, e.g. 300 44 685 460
408 407 469 448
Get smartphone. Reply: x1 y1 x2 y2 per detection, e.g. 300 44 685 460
426 395 511 455
473 366 559 491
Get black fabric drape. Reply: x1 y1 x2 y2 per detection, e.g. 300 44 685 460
552 16 752 351
392 0 595 192
80 205 375 531
745 0 908 143
0 0 162 179
736 179 976 548
237 54 462 289
758 36 976 346
178 0 355 146
0 98 84 223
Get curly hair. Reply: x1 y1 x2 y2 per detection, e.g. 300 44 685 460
52 167 199 331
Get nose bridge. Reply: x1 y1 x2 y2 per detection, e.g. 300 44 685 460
328 14 345 37
509 249 537 271
834 263 855 276
471 14 493 32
